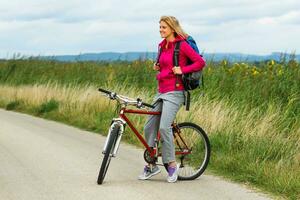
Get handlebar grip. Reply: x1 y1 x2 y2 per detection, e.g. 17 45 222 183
142 102 155 109
98 88 111 95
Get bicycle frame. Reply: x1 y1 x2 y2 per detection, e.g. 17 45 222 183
118 107 191 159
120 108 160 158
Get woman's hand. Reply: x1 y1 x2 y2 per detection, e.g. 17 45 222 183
153 64 160 71
172 66 182 75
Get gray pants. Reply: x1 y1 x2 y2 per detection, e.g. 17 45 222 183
144 91 185 164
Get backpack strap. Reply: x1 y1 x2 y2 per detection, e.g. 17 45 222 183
156 46 162 66
173 42 181 67
173 41 190 111
186 91 190 111
173 41 181 88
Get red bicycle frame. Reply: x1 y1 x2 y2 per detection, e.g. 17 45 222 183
119 107 190 159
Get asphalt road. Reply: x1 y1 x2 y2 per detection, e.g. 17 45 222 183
0 109 272 200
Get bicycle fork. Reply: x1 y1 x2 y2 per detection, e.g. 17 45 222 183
102 118 126 157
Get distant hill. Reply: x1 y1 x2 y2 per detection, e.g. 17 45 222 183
41 52 300 62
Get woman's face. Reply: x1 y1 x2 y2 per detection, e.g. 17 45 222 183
159 21 174 39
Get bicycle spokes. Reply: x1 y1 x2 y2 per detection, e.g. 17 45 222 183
173 123 210 180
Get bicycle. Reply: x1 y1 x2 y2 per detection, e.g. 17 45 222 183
97 88 210 184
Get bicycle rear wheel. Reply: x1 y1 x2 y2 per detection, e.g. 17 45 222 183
97 124 119 184
173 122 210 180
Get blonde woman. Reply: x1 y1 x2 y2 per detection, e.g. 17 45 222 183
138 16 206 183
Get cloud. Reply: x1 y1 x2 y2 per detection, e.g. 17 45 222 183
0 0 300 57
258 10 300 25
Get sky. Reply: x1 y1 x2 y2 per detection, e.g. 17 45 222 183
0 0 300 58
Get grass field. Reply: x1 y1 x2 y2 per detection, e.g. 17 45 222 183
0 58 299 199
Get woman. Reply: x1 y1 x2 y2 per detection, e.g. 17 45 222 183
138 16 206 183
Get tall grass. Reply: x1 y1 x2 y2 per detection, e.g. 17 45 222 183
0 58 299 199
1 58 299 119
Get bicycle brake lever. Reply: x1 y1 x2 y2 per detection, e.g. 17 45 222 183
136 98 143 108
109 92 117 100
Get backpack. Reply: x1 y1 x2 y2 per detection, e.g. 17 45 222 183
174 36 204 111
173 36 204 91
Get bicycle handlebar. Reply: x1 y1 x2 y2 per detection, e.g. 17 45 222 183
98 88 111 95
98 88 155 109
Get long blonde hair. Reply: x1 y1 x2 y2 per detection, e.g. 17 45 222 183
159 16 188 39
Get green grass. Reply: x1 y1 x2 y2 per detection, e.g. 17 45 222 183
37 99 59 114
0 58 299 199
6 100 22 110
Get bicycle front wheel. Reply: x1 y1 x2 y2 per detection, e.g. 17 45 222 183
173 122 210 180
97 124 119 184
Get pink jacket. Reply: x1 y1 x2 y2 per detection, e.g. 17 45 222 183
156 36 206 93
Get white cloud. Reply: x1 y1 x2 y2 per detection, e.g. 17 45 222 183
0 0 300 57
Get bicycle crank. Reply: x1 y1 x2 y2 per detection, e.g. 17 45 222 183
143 149 157 164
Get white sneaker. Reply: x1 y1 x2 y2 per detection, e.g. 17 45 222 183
138 165 161 180
167 164 179 183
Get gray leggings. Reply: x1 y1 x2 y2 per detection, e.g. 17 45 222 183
144 91 184 164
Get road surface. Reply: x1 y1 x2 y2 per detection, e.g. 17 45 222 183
0 109 272 200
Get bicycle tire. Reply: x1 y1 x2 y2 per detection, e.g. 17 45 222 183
97 124 120 184
174 122 210 180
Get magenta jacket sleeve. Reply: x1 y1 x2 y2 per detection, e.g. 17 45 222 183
180 41 206 74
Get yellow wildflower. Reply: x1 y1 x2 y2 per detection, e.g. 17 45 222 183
253 70 259 76
270 60 275 65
